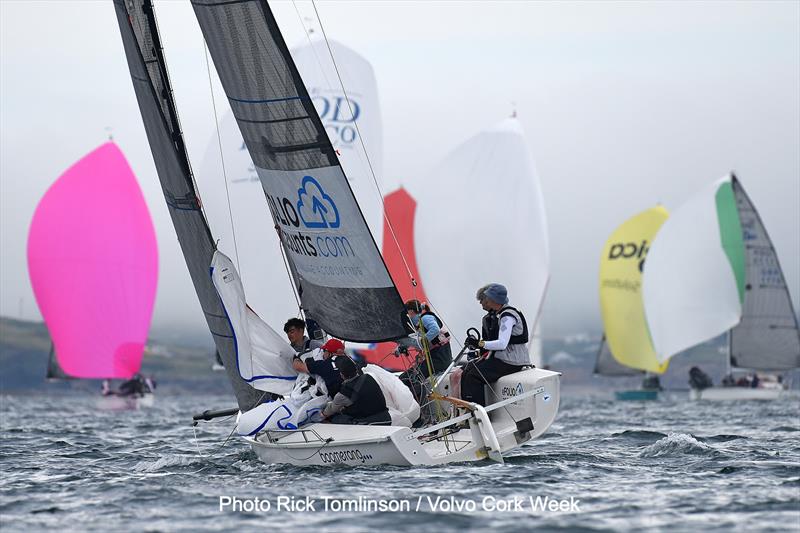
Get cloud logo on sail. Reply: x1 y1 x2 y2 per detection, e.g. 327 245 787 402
297 176 340 229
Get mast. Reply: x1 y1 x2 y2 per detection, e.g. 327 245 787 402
114 0 263 410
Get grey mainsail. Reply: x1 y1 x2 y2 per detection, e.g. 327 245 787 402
192 0 407 343
729 176 800 371
594 335 643 376
114 0 262 410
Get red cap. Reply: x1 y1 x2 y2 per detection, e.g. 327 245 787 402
321 339 345 353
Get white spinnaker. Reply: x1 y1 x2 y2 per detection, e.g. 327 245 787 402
210 251 298 395
411 118 549 361
642 175 742 362
199 37 383 326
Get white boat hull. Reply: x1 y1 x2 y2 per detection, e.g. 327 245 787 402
689 387 783 401
96 393 155 411
246 367 560 466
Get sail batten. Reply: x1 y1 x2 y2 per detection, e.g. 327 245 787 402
115 0 263 410
192 0 407 342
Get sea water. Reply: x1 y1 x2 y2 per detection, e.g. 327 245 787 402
1 393 798 531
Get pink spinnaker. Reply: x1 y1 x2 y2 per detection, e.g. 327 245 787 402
27 143 158 379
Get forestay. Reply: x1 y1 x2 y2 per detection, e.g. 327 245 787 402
114 0 262 410
192 0 406 342
728 178 800 370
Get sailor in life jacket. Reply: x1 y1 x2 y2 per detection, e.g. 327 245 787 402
461 283 530 406
397 300 453 401
291 338 346 398
283 317 323 355
322 356 391 426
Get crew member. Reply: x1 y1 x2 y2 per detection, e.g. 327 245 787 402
398 300 452 402
284 317 323 354
292 338 345 398
461 283 530 406
323 356 391 425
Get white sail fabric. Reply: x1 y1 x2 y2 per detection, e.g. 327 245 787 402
211 251 298 395
199 37 384 329
411 118 549 359
363 364 420 427
236 375 328 436
643 176 742 362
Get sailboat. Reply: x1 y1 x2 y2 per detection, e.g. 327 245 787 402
643 174 800 400
27 142 158 409
115 0 560 465
595 206 669 400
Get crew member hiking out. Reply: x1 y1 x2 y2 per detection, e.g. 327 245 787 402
461 283 531 406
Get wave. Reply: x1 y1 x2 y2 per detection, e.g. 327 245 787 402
769 425 800 432
611 430 667 442
132 454 206 473
693 434 747 443
639 433 716 458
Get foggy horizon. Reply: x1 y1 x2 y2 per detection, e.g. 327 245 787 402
2 1 798 341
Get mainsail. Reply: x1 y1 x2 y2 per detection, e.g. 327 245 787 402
114 0 262 409
594 336 643 376
598 206 669 374
198 36 385 334
729 178 800 370
27 143 157 380
192 0 407 342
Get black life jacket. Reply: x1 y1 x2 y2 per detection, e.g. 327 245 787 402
482 306 528 345
419 310 450 347
341 374 387 419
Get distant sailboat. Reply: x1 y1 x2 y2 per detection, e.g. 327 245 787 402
27 142 158 409
596 206 669 400
643 174 800 400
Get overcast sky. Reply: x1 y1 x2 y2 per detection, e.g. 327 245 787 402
1 0 798 341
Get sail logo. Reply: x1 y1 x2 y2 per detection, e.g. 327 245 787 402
313 95 361 146
608 240 649 272
298 176 340 229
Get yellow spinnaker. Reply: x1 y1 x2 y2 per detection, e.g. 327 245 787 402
599 206 669 374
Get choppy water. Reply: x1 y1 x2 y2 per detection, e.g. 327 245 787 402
1 393 798 531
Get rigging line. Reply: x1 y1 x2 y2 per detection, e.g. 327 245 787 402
290 1 337 97
310 0 416 289
203 38 242 272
